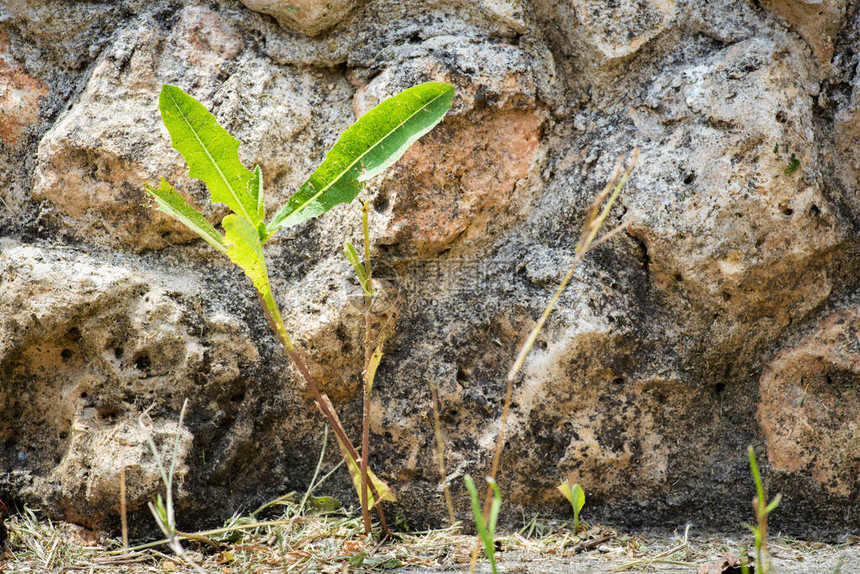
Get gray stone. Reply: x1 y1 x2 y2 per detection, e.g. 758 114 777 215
238 0 361 36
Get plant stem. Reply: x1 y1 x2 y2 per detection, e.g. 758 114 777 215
257 292 391 536
120 467 128 549
360 201 373 535
298 425 329 516
258 292 390 536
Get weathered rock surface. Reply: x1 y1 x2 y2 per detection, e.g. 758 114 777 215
545 0 678 72
353 36 548 255
1 0 859 539
759 308 860 497
238 0 360 36
761 0 850 70
0 32 47 147
32 6 247 250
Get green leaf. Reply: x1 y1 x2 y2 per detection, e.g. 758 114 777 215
223 214 269 294
220 214 292 348
344 241 368 290
348 552 366 568
765 492 782 514
557 480 572 505
558 480 585 532
266 82 455 237
572 484 585 516
487 478 502 536
785 152 800 175
145 178 226 254
372 558 403 570
159 85 259 227
747 446 765 509
307 496 341 512
365 344 383 395
557 480 585 516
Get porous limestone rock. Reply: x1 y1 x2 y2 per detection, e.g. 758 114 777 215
758 308 860 498
761 0 850 70
31 6 246 250
1 0 859 538
0 32 47 147
534 0 678 77
238 0 360 36
0 240 264 530
624 34 847 367
352 36 548 256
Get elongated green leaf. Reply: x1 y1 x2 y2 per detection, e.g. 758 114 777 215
465 475 500 574
747 446 765 510
765 493 781 514
145 178 226 254
344 450 396 510
487 478 502 536
223 215 268 292
221 214 289 345
344 241 370 294
159 85 258 226
266 82 455 236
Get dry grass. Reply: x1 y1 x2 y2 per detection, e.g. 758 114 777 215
0 500 616 573
2 502 858 573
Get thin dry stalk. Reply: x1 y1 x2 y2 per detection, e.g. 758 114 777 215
317 394 390 536
753 495 773 573
297 425 329 516
484 151 638 511
255 292 359 472
120 467 128 549
429 380 456 527
471 151 638 571
120 519 305 553
613 524 689 571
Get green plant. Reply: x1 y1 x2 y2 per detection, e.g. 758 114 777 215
464 475 501 574
744 446 781 574
146 82 454 535
557 480 585 533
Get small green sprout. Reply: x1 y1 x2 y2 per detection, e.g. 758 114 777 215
743 446 781 574
465 475 501 574
557 479 586 533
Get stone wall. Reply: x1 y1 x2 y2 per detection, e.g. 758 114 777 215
0 0 857 538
